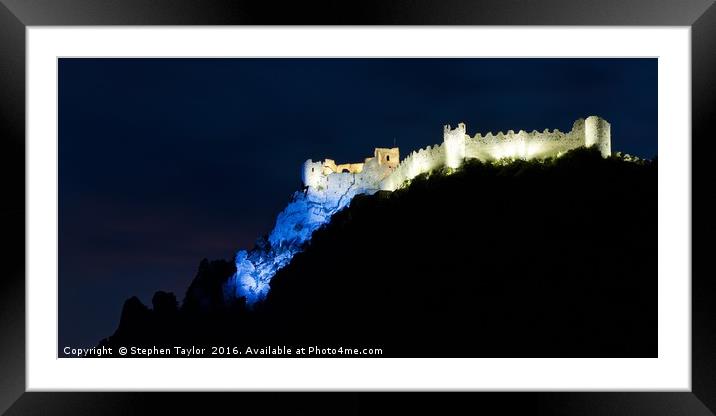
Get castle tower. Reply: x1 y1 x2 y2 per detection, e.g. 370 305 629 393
444 122 467 169
302 159 324 189
584 116 611 157
374 147 400 170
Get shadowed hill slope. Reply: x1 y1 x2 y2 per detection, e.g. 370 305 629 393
100 148 657 357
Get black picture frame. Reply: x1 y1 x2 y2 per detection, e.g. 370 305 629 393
1 1 712 414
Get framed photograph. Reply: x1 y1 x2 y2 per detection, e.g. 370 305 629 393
1 0 711 414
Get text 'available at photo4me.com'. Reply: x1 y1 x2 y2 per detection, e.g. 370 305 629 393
62 345 385 358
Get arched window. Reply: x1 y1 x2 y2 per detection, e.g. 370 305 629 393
386 155 390 161
311 168 315 172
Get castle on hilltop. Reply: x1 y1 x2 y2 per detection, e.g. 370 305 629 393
302 116 611 195
225 116 612 305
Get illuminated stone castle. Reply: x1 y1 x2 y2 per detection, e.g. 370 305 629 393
226 116 611 305
303 116 611 193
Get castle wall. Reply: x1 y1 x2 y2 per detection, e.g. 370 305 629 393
324 172 359 206
466 118 590 161
381 143 446 191
322 159 338 175
329 161 365 174
308 116 610 194
302 157 392 211
467 128 584 161
381 116 609 191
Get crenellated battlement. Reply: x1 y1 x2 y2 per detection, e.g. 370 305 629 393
302 116 611 194
382 116 610 191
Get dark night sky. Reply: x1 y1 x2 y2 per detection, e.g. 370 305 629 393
59 58 657 349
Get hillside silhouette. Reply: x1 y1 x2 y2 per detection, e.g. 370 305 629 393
99 148 657 357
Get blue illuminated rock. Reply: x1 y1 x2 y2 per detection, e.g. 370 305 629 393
224 149 397 305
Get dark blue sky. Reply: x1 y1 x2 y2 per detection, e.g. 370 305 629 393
59 58 657 349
